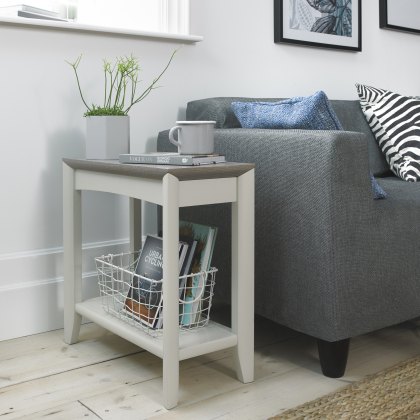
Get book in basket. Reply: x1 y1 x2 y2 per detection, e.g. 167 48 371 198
119 152 225 166
179 221 218 326
124 235 189 328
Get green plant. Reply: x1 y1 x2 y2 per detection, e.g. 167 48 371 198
67 50 177 117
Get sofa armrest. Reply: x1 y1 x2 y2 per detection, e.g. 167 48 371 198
157 128 374 341
158 128 373 274
158 128 372 205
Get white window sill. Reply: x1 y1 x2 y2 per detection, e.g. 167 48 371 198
0 16 203 43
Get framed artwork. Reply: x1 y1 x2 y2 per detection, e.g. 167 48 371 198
379 0 420 34
274 0 362 51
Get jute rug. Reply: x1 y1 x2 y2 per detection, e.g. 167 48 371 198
271 355 420 419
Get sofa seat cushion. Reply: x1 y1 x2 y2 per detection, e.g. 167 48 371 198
376 176 420 202
374 177 420 239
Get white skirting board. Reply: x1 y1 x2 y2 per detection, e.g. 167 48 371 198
0 239 130 341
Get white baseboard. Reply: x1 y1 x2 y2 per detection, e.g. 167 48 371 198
0 239 130 342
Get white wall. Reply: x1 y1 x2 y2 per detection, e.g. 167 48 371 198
189 0 420 99
1 0 419 340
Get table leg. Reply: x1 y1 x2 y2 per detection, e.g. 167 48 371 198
63 163 83 344
162 174 180 409
129 198 142 253
231 169 255 383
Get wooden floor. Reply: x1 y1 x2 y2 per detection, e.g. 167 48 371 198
1 308 419 419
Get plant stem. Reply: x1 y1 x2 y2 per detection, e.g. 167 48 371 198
120 80 127 111
67 55 92 112
107 62 117 109
103 60 109 107
124 48 178 114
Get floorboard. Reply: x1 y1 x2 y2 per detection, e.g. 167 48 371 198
0 323 141 388
0 309 419 420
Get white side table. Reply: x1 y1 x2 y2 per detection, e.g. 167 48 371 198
63 159 255 409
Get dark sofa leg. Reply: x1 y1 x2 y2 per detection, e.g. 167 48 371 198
317 338 350 378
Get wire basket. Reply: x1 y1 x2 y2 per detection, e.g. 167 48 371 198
96 252 217 337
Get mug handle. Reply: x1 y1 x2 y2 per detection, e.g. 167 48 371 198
169 126 181 148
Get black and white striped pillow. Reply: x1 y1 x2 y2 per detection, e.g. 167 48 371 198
356 83 420 182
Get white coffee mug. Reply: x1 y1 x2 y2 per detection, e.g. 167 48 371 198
169 121 216 155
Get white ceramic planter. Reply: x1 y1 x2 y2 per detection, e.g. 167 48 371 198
85 115 130 159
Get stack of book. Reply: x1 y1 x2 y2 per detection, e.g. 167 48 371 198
119 152 226 166
0 4 67 21
179 221 218 326
124 221 218 329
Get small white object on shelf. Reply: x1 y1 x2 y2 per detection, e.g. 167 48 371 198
119 152 225 166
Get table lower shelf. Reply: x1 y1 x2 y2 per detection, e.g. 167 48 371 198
76 297 238 361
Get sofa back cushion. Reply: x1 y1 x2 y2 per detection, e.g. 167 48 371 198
186 97 390 176
330 100 390 177
186 97 271 129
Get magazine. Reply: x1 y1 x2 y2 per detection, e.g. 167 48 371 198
178 221 218 326
124 235 188 328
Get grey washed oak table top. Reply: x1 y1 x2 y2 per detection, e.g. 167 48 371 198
63 159 255 181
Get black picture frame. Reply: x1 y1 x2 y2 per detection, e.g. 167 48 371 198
379 0 420 35
274 0 362 52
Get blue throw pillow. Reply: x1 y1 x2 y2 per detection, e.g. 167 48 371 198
231 91 343 130
370 174 387 200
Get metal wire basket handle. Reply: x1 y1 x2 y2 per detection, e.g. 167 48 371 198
178 271 210 304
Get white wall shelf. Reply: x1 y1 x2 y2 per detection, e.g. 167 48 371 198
0 16 203 42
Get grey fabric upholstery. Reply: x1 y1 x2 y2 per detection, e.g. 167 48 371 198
157 98 420 343
331 100 390 177
186 97 390 177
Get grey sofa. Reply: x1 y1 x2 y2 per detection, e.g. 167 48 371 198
157 97 420 377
